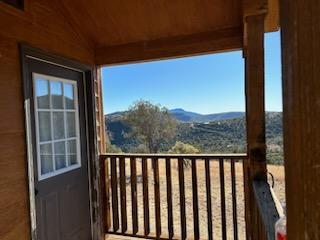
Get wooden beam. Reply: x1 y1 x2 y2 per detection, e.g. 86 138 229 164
95 27 242 66
242 0 279 51
281 0 320 239
244 14 267 240
245 16 267 180
265 0 279 32
253 181 280 240
243 0 268 17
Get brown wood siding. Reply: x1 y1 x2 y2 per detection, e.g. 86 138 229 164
0 1 95 239
0 36 31 240
281 0 320 239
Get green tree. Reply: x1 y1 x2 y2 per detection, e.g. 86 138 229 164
130 144 149 153
105 135 122 153
169 141 200 154
169 141 200 168
125 100 177 153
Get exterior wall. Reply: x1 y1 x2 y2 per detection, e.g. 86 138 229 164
0 1 95 239
281 0 320 239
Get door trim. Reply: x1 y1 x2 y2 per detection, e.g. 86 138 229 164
20 45 101 240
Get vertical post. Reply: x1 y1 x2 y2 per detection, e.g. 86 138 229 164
281 0 320 239
95 67 106 153
244 13 267 240
99 156 108 232
95 67 110 239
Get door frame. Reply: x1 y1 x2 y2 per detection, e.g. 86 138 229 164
20 45 102 240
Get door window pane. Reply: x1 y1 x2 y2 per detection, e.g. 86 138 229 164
40 143 53 174
64 83 75 109
67 139 78 165
69 155 78 166
50 81 63 109
34 74 81 179
52 112 65 140
38 112 51 142
35 79 49 109
67 139 76 154
66 112 76 138
54 141 66 170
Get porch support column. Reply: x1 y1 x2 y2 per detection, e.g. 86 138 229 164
281 0 320 239
244 13 267 240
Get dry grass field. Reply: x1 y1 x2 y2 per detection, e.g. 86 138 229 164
107 159 285 240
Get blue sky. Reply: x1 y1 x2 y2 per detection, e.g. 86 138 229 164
102 31 282 114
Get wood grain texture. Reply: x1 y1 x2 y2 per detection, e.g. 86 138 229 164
205 158 213 240
111 157 119 231
231 160 239 240
165 157 174 239
130 157 138 235
244 14 268 240
0 1 282 239
0 1 94 64
253 180 280 240
103 154 248 239
142 157 150 236
95 27 243 66
0 37 30 240
219 159 227 240
99 157 108 232
191 158 199 240
265 0 279 32
178 157 187 239
60 0 242 47
119 157 127 233
152 157 161 238
0 1 96 238
281 0 320 239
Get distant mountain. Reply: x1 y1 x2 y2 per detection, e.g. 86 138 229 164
105 110 283 164
106 108 245 123
169 108 245 122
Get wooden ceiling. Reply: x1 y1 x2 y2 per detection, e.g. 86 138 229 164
57 0 279 65
60 0 242 47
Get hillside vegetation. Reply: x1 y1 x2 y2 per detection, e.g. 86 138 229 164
105 110 283 165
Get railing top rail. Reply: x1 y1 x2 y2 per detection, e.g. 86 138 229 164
253 180 281 240
100 153 248 159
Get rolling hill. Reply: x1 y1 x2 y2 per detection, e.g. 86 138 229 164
107 109 245 122
105 110 283 164
170 108 245 122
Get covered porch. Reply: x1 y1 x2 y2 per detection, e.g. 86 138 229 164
1 0 319 240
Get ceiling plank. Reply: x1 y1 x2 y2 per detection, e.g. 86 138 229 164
243 0 279 32
265 0 279 32
95 27 242 66
243 0 268 17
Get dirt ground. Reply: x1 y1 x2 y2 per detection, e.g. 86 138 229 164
108 159 285 240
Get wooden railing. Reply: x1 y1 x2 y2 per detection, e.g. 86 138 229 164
252 180 281 240
100 153 248 239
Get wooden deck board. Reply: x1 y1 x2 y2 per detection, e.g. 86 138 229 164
106 234 139 240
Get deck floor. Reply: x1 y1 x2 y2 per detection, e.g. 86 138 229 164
106 234 142 239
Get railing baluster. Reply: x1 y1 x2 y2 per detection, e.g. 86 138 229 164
205 158 213 240
153 157 161 238
219 158 227 240
231 160 238 240
178 157 187 239
100 153 247 239
110 156 119 232
191 157 200 239
130 157 138 234
119 156 127 233
100 156 109 232
142 157 150 236
166 157 174 239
